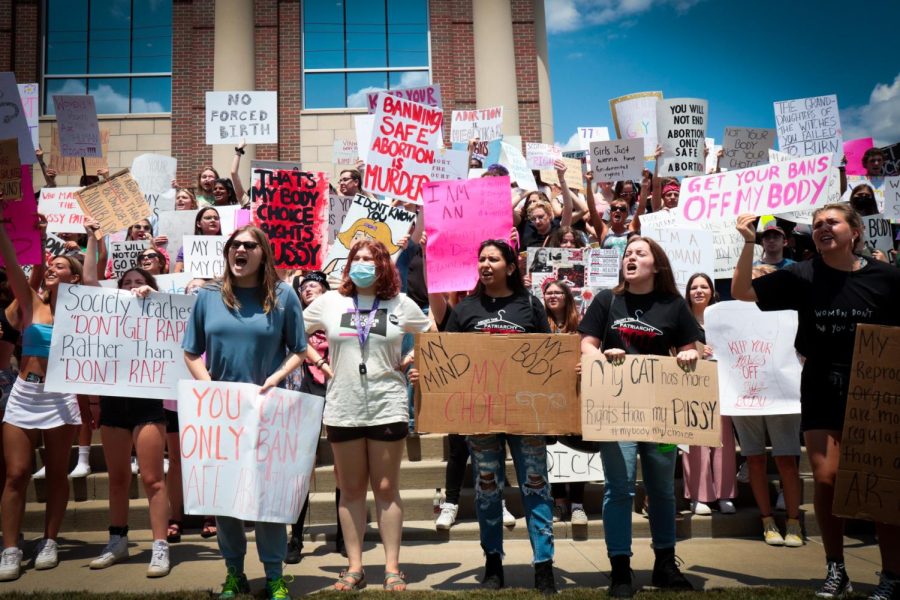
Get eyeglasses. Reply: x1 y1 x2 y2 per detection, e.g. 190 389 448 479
610 206 628 213
140 253 161 260
339 177 356 183
202 215 220 221
544 291 564 296
230 240 260 250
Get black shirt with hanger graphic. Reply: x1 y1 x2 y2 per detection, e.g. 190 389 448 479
446 292 550 334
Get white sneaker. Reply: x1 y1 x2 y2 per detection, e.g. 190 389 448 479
69 462 91 478
570 505 588 526
146 540 170 578
736 462 750 484
89 535 129 569
34 538 59 570
435 503 458 530
502 500 516 527
130 457 139 475
0 547 23 581
775 491 786 511
718 499 736 514
32 466 46 480
691 501 712 515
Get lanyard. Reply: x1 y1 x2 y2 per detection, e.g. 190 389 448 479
352 294 380 374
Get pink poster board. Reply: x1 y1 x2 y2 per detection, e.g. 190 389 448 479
844 137 874 175
0 166 42 266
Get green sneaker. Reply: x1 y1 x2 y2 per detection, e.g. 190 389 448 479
266 576 292 600
219 569 250 599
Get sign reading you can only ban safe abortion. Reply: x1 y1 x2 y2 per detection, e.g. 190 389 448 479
414 333 580 435
580 355 721 446
45 284 195 400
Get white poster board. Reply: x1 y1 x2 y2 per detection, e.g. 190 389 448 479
353 115 375 160
132 153 177 217
577 127 610 151
430 148 469 181
861 214 893 254
45 284 195 399
774 94 842 160
16 83 39 153
109 240 150 278
722 127 775 170
499 141 538 191
589 139 643 181
640 224 715 294
450 106 503 144
769 148 842 224
546 442 604 483
609 91 662 159
366 84 441 113
205 91 278 144
525 143 562 170
332 139 358 166
178 380 324 523
586 248 620 288
656 98 708 177
52 95 102 158
884 177 900 221
38 187 86 233
182 235 227 278
0 73 37 163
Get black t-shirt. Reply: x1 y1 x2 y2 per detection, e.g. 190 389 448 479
752 256 900 366
446 292 550 334
405 243 428 309
578 289 700 356
518 217 561 250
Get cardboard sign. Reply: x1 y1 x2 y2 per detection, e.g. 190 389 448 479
498 141 538 190
365 93 442 204
656 98 708 177
450 106 503 145
49 126 109 175
251 169 328 269
76 169 150 238
882 142 900 176
577 127 610 151
861 214 893 254
322 195 416 277
53 95 102 157
609 91 662 159
883 177 900 221
354 115 375 160
774 94 842 160
205 91 278 144
430 148 469 181
704 302 802 416
721 127 775 170
541 157 584 191
546 442 604 483
675 153 832 224
580 354 721 446
366 84 441 113
178 380 324 523
0 138 20 200
0 166 41 266
422 176 514 293
586 248 620 288
525 143 562 170
332 139 358 166
843 137 874 176
589 139 643 182
640 225 714 294
45 284 195 399
415 333 580 434
182 235 227 278
109 240 150 278
833 324 900 525
0 72 36 164
16 83 39 153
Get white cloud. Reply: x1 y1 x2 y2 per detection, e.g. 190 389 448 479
545 0 705 33
50 80 165 114
841 73 900 146
555 131 581 150
345 72 430 109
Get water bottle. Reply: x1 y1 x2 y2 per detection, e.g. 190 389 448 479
433 488 442 517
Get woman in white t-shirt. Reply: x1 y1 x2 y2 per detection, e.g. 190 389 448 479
303 239 431 592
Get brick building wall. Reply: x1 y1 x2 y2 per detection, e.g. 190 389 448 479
511 0 542 143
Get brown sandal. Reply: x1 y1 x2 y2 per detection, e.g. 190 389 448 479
383 571 407 591
335 570 366 591
200 516 217 538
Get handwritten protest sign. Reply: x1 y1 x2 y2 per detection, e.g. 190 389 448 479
205 91 277 144
640 224 714 294
365 93 442 204
768 148 841 224
178 380 324 523
882 143 900 176
0 138 20 200
884 177 900 221
526 143 562 170
774 94 842 160
675 153 832 224
499 141 538 190
843 137 874 176
49 126 109 175
833 325 900 525
182 235 227 278
0 73 36 163
704 302 801 416
450 106 503 144
722 127 775 170
656 98 707 177
861 214 893 254
332 139 358 166
327 195 353 247
109 240 150 278
45 284 195 399
581 354 721 446
53 95 102 157
0 166 41 266
586 248 620 288
76 169 150 238
132 153 177 211
366 83 441 113
415 333 580 434
541 157 584 191
577 127 610 151
251 169 328 269
590 139 643 181
16 83 38 153
546 442 604 483
323 195 415 276
423 176 513 293
430 148 469 181
609 91 662 159
44 232 72 258
154 273 196 295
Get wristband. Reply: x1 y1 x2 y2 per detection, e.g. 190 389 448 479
234 147 245 156
315 358 326 367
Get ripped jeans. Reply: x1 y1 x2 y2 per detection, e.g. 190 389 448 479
467 434 554 563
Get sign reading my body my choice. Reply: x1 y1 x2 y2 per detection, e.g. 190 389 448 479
206 91 278 144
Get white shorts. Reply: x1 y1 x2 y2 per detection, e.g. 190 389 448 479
2 378 81 429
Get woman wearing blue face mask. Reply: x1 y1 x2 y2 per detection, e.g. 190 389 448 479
303 239 431 591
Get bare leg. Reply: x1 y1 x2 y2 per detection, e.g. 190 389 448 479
367 439 405 575
134 423 169 541
804 430 844 561
1 424 39 547
40 424 79 540
331 438 369 576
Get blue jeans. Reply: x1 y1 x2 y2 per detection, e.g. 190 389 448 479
216 516 287 580
599 441 677 557
467 434 554 563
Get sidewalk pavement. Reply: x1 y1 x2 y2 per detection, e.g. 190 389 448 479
1 530 884 596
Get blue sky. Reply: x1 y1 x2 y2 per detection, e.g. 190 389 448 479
545 0 900 149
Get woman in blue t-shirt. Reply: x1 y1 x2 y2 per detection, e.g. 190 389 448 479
182 225 307 600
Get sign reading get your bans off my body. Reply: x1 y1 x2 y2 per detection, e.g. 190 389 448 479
414 333 580 434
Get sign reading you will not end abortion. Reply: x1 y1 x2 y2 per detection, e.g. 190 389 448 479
415 333 580 435
580 355 721 446
656 98 708 177
206 92 278 145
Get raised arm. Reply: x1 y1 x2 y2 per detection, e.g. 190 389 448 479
554 159 574 228
231 139 247 204
0 201 35 323
583 171 606 242
651 145 663 212
731 213 759 301
629 169 651 233
81 218 101 286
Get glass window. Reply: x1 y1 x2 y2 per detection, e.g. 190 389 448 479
43 0 172 115
302 0 429 109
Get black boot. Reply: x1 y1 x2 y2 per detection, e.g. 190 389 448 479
285 493 308 564
609 555 634 598
652 547 693 590
481 553 504 590
334 488 346 557
534 560 557 595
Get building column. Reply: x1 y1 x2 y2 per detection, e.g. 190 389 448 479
533 0 554 143
472 0 520 137
213 0 255 185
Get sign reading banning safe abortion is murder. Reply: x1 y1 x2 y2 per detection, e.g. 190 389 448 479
415 333 580 435
580 355 721 446
205 91 278 145
177 380 324 523
833 325 900 525
45 284 195 400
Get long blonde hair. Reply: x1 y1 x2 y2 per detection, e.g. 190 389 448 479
218 226 280 314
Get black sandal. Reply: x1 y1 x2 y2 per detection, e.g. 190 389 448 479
167 519 182 543
201 516 217 538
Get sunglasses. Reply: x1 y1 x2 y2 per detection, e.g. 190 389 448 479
230 240 260 250
853 194 874 201
139 253 161 260
610 206 628 213
131 224 151 230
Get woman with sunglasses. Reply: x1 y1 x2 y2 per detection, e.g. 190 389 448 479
174 207 222 274
183 226 307 600
514 160 574 249
584 170 645 257
105 219 170 280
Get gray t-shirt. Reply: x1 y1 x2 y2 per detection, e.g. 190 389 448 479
182 281 307 385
